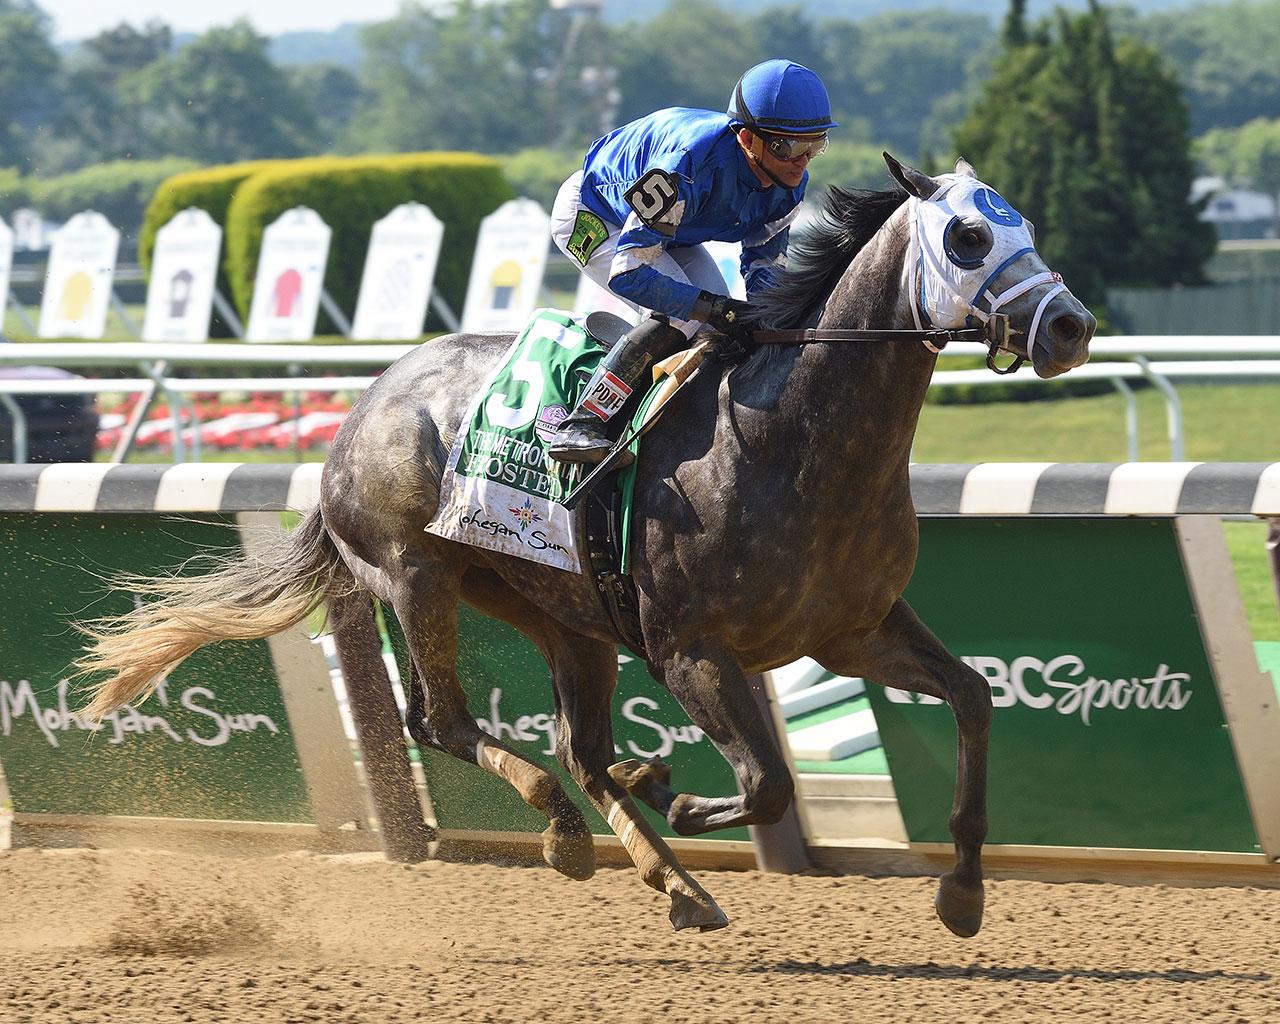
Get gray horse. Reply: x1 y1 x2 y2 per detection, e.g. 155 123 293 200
80 156 1094 938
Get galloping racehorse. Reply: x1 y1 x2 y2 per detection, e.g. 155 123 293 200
80 156 1094 937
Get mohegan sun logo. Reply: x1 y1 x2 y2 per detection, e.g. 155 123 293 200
508 497 543 532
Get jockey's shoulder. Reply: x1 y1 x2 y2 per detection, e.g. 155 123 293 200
612 107 738 166
640 110 747 179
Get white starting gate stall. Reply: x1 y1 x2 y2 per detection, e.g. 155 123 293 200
460 198 552 333
351 202 446 341
245 207 332 343
37 212 120 340
142 208 224 343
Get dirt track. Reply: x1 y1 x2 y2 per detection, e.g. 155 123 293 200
2 847 1279 1023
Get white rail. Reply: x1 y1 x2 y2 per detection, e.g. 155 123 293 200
4 335 1280 370
937 336 1280 360
2 337 1280 464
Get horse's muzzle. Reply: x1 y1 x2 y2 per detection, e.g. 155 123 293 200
1032 306 1096 378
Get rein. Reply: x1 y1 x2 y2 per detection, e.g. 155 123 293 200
748 314 1024 374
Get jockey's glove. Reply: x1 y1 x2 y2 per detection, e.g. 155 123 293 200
693 291 755 340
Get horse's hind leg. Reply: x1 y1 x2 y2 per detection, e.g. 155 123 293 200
620 639 795 837
813 597 991 939
392 549 594 881
543 632 728 932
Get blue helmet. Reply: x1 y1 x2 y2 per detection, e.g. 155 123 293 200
727 59 838 134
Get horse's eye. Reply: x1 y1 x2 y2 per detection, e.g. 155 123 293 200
943 217 994 269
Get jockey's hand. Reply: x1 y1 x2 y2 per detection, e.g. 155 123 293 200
693 291 755 339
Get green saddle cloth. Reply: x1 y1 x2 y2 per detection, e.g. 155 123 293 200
425 308 655 574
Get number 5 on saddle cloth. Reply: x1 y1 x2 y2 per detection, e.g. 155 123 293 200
425 309 704 590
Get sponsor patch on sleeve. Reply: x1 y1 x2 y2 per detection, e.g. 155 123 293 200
565 210 609 267
624 169 680 232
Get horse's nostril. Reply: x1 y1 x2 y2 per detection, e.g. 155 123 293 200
1047 312 1089 346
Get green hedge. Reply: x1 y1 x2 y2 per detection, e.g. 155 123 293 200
139 160 284 273
0 169 31 221
223 152 512 330
28 159 200 245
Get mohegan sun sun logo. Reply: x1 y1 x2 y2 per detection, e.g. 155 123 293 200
508 497 543 532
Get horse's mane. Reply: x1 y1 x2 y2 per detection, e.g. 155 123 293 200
749 185 909 331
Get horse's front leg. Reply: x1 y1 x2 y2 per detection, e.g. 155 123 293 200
634 639 795 836
813 597 992 938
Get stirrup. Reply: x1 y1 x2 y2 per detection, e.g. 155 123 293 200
548 426 634 467
549 426 611 465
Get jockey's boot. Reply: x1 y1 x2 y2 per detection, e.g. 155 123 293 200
548 315 686 467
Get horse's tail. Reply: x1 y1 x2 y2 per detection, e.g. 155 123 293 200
77 509 356 722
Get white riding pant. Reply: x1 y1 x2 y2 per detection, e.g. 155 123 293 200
551 170 727 340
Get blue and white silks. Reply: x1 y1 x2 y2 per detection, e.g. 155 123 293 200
577 108 805 320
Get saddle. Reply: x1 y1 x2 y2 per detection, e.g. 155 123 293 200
426 307 703 660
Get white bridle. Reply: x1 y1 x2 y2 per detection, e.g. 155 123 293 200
901 174 1066 360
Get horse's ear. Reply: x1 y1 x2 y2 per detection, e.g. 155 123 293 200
955 157 977 179
883 151 942 200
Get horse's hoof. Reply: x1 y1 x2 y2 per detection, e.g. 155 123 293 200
608 758 642 785
609 756 672 792
609 757 674 812
542 823 595 882
666 792 703 836
668 889 729 932
934 872 984 938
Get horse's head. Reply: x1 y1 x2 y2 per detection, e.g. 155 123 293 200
884 153 1095 379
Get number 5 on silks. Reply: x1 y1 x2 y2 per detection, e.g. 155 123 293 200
485 317 591 430
624 170 680 231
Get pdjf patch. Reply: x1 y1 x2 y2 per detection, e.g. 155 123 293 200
582 370 633 421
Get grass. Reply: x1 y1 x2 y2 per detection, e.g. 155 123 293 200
917 382 1280 642
1225 521 1280 642
915 380 1280 462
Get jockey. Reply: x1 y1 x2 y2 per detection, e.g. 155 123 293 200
547 58 837 465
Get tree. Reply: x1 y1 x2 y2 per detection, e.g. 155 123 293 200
126 20 317 164
286 64 363 153
1001 0 1028 48
500 147 583 210
1127 0 1280 135
804 140 895 195
954 1 1215 304
844 10 994 158
611 0 763 125
83 19 173 70
52 21 173 168
352 0 615 155
0 0 60 170
1198 118 1280 234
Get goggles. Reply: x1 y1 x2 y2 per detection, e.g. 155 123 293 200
758 131 828 162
